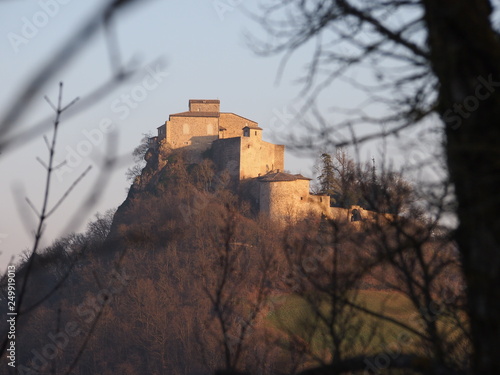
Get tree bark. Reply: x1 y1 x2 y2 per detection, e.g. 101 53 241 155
422 1 500 372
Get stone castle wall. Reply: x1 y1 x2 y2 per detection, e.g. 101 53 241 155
240 134 284 180
159 112 259 155
212 132 285 182
259 179 330 222
211 137 241 180
219 113 257 139
155 100 389 225
189 100 220 113
329 205 394 223
165 116 219 153
330 207 351 221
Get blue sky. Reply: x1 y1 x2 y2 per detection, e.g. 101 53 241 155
0 0 397 269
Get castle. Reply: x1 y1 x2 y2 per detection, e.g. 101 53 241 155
152 99 364 223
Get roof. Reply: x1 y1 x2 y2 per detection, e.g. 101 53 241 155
169 111 261 125
220 112 258 125
170 111 220 118
258 172 312 182
189 99 220 104
243 126 263 130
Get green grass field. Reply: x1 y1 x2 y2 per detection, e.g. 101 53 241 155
266 290 429 359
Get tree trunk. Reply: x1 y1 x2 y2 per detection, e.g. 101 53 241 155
422 1 500 372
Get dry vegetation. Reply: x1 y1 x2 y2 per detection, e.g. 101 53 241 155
0 144 467 375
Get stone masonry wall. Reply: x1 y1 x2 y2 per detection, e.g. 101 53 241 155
162 113 258 154
155 100 388 225
259 180 333 222
330 207 351 221
306 194 332 217
260 179 311 222
211 137 241 182
166 116 219 152
189 100 220 113
240 134 284 180
219 113 258 139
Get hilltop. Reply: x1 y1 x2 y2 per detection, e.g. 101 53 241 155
0 101 465 375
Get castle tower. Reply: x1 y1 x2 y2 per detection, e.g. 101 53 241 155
188 99 220 113
258 172 331 222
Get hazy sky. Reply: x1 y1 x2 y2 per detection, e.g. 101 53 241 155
0 0 384 270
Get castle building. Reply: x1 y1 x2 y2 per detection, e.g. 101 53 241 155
154 100 346 223
258 172 331 222
157 100 262 153
157 99 285 181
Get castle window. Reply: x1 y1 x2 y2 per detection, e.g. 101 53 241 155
243 128 250 137
300 197 303 201
255 131 257 136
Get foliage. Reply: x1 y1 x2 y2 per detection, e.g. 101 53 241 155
126 133 152 182
0 145 467 374
251 1 500 372
317 150 414 214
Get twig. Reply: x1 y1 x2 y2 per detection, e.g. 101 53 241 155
0 83 82 357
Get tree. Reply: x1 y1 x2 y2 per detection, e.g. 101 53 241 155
252 0 500 373
126 133 152 182
0 0 153 369
195 199 276 373
422 4 500 373
332 149 360 209
318 153 336 197
317 150 360 208
191 159 217 192
317 149 414 213
85 209 117 243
